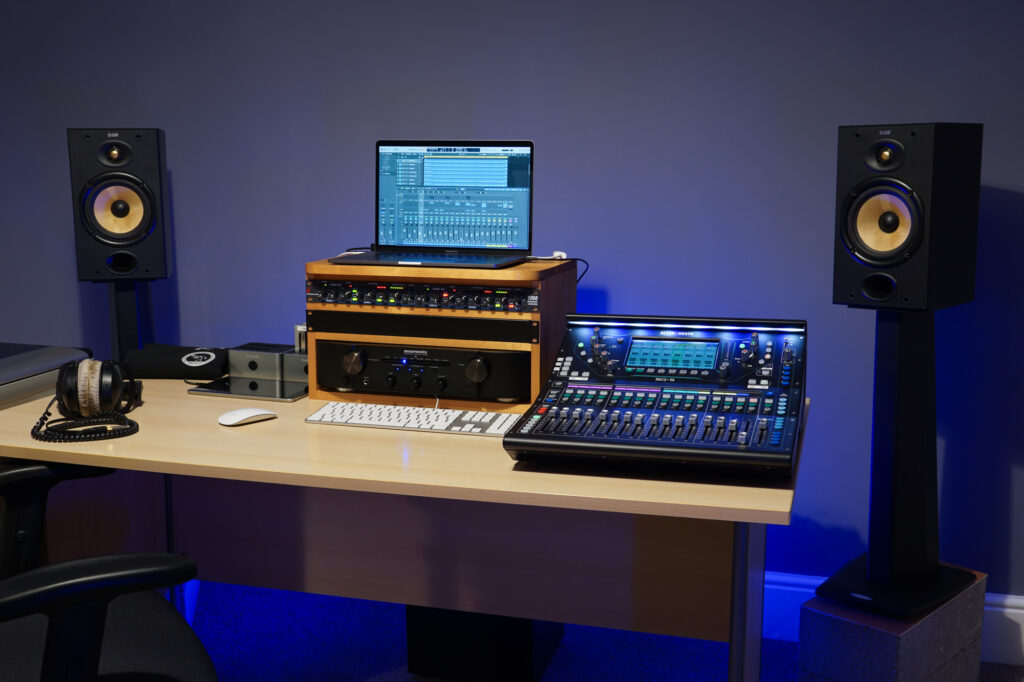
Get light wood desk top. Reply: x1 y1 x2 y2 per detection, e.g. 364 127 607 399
0 381 795 524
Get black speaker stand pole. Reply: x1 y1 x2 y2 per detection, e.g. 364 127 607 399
109 281 153 364
816 309 974 619
107 280 176 593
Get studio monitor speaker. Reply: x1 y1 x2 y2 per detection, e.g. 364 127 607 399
833 123 983 310
68 128 171 281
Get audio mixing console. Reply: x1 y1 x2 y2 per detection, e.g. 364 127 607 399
502 314 807 475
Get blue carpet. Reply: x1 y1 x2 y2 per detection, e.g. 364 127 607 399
190 580 800 681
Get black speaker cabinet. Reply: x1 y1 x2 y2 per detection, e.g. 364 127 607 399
67 128 171 281
833 123 983 310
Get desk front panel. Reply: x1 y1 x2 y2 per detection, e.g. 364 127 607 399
171 476 735 642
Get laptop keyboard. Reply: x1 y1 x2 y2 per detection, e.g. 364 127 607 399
306 401 521 437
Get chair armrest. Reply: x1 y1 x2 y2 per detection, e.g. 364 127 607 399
0 458 115 493
0 553 196 622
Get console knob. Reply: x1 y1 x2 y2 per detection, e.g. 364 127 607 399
385 375 396 388
341 350 365 375
465 356 489 383
436 378 448 391
410 375 422 389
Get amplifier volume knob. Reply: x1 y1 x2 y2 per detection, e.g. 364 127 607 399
465 356 489 383
341 350 365 375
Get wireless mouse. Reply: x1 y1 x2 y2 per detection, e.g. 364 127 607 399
218 407 277 426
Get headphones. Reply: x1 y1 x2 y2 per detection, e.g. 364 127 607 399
56 358 141 418
31 359 143 442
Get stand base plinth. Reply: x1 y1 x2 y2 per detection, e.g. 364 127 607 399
815 554 976 620
800 563 985 681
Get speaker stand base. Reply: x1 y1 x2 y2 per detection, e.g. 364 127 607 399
815 554 976 620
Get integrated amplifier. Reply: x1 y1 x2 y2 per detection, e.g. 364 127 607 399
305 259 576 409
315 341 531 402
502 314 808 475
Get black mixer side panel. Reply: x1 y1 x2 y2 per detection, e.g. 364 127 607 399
317 339 532 402
502 314 808 475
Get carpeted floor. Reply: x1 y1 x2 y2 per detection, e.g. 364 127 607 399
190 581 1023 681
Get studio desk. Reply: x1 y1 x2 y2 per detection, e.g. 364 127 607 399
0 381 803 681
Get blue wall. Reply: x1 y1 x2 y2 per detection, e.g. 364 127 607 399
2 1 1023 593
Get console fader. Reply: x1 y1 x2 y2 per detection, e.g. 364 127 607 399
502 314 807 475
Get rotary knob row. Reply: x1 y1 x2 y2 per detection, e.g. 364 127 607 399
311 283 525 311
340 350 488 384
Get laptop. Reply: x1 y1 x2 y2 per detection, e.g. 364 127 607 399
329 141 533 269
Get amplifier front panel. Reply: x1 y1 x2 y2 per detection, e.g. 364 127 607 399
316 339 531 403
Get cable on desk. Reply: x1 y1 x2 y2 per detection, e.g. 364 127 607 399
30 397 139 442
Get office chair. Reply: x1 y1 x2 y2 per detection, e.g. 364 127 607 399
0 457 218 681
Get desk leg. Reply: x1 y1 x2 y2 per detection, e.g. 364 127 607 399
728 522 765 682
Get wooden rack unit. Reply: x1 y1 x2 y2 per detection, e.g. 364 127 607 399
305 258 577 411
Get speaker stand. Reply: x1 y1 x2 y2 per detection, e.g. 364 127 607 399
815 310 974 619
108 281 154 363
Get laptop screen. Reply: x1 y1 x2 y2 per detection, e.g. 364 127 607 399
376 141 533 253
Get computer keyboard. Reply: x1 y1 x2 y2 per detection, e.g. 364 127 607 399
306 401 522 437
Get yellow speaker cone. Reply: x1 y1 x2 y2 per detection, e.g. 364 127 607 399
92 184 145 235
853 192 914 256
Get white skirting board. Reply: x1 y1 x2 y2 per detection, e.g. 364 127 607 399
763 571 1024 666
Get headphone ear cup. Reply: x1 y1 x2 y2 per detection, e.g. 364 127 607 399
56 361 81 417
76 358 103 417
100 361 138 412
119 373 142 414
99 361 119 412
